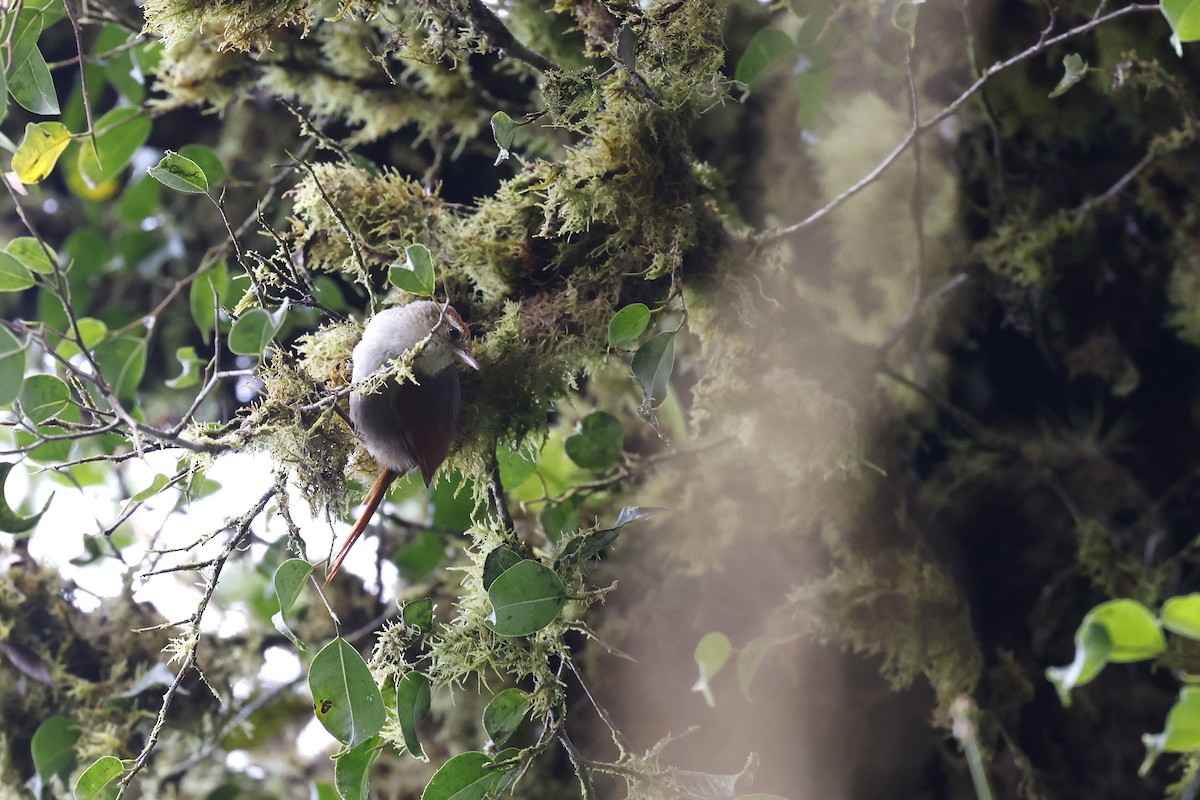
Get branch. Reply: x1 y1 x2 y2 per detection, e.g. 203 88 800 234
755 3 1161 243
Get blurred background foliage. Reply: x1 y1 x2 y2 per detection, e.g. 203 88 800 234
4 0 1200 798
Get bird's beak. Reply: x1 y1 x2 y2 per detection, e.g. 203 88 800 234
454 349 480 371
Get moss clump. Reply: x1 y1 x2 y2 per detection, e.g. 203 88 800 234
789 534 983 715
287 164 449 284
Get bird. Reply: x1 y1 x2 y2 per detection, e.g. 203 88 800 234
324 300 479 585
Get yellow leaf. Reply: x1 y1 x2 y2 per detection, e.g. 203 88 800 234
11 122 73 184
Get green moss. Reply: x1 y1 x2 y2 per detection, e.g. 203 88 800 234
790 534 982 715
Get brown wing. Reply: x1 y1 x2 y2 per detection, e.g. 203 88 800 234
391 367 461 485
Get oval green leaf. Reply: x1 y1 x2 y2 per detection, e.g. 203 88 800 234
393 531 445 583
564 411 624 470
5 236 56 274
0 328 25 406
178 144 226 184
334 735 383 800
1163 0 1200 41
1046 619 1112 707
18 373 69 423
92 333 147 402
421 751 499 800
78 107 151 187
1088 598 1165 662
12 121 71 184
490 111 517 164
0 252 35 292
31 715 78 784
482 546 522 591
396 671 431 759
608 303 651 347
147 150 209 193
1162 594 1200 640
1142 686 1200 775
229 308 282 356
308 637 386 747
692 631 733 707
735 28 795 88
482 688 531 747
0 462 53 534
631 331 675 407
389 244 435 296
73 755 124 799
189 260 229 343
272 558 314 650
486 559 567 637
402 597 434 632
9 47 59 115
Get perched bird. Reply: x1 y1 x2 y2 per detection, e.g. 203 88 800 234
325 301 478 584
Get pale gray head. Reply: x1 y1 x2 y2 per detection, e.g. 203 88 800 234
353 300 478 381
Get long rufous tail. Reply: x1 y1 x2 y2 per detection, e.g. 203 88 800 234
324 468 398 586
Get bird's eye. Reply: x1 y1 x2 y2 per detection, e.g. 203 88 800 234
447 326 463 342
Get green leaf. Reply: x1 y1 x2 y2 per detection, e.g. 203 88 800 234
608 303 651 347
389 244 436 297
0 328 25 406
482 546 522 591
1048 53 1088 99
334 735 382 800
0 252 35 292
177 144 226 184
1090 598 1165 661
564 411 624 470
393 532 444 583
272 559 314 651
73 755 124 799
486 559 567 637
77 107 151 187
1162 0 1200 41
11 121 71 183
189 260 229 343
5 237 56 274
19 374 69 423
539 497 581 545
56 318 107 361
554 505 661 567
1142 686 1200 775
402 597 434 632
147 150 209 193
490 111 517 165
421 752 499 800
308 637 386 747
228 306 286 356
395 671 432 759
737 636 772 700
496 444 536 490
1162 594 1200 639
130 473 171 503
1046 620 1112 706
0 462 53 534
31 715 78 787
9 47 59 115
92 334 147 402
891 1 920 46
631 331 676 407
692 632 733 707
165 346 205 389
117 175 161 223
6 9 45 78
735 28 794 87
482 688 530 747
616 25 637 71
